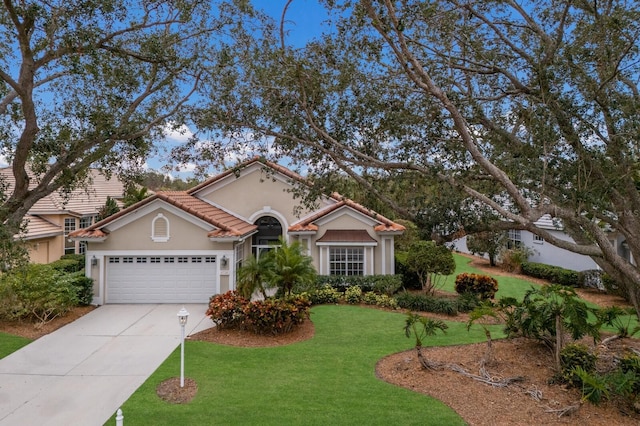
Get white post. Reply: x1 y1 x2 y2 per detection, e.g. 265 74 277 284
177 307 189 388
180 321 185 387
115 408 123 426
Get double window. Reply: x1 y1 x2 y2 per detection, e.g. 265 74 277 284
329 247 364 276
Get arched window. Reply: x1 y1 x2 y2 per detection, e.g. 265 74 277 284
151 213 170 242
252 216 282 257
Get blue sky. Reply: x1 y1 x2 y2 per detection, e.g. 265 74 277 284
152 0 329 179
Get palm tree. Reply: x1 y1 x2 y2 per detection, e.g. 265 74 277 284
266 238 316 297
236 254 275 300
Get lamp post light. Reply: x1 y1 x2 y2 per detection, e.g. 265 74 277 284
177 307 190 388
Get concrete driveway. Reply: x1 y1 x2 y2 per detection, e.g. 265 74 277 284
0 304 212 426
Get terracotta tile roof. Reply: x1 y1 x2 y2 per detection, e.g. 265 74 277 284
290 193 405 234
316 229 377 243
187 156 307 195
0 167 124 216
18 215 62 240
70 191 256 239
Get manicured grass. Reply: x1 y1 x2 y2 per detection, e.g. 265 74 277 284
0 332 31 359
113 305 503 425
438 254 541 300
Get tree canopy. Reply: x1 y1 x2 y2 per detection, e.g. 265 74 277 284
187 0 640 315
0 0 226 230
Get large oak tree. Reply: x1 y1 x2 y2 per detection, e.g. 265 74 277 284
190 1 640 315
0 0 226 230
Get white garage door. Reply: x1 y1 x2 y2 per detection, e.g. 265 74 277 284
106 255 218 303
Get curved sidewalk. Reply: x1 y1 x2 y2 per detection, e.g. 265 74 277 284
0 304 212 426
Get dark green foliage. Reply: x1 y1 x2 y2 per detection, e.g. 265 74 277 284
69 272 94 305
520 262 581 287
404 312 448 348
0 264 79 323
573 366 610 405
454 273 498 300
395 252 422 290
618 354 640 395
394 292 458 316
312 274 402 294
206 291 311 335
466 231 506 267
558 343 597 387
456 293 482 313
97 196 120 221
51 255 85 273
405 241 455 294
499 285 602 370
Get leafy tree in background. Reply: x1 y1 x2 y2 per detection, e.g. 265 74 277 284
189 1 640 317
405 241 455 294
96 196 120 222
466 231 507 267
0 0 224 236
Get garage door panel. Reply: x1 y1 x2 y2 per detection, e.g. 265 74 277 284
106 255 218 303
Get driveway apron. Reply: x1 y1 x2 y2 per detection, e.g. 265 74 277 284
0 304 212 426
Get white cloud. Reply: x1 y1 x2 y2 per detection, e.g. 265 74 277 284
162 122 194 144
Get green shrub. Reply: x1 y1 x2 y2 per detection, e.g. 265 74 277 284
372 275 402 296
500 247 532 272
69 272 94 305
362 292 398 309
52 254 85 273
308 285 340 305
395 252 421 290
454 273 498 300
344 286 363 304
558 343 597 386
394 292 458 316
0 264 79 323
618 353 640 395
573 366 610 405
456 293 481 313
520 262 580 287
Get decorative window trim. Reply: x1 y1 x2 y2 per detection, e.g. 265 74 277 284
329 246 365 276
151 213 170 242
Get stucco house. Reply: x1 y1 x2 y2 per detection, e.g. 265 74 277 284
70 158 405 305
0 168 125 263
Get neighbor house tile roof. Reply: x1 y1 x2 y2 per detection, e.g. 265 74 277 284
290 193 405 233
70 191 256 240
0 167 125 217
20 215 63 240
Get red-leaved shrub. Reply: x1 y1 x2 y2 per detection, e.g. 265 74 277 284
454 273 498 300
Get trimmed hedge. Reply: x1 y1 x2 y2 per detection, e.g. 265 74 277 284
312 275 402 295
520 261 581 287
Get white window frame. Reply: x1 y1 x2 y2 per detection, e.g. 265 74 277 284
329 247 364 276
151 213 170 242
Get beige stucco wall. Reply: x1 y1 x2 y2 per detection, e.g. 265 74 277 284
198 166 315 226
27 236 64 264
97 208 229 251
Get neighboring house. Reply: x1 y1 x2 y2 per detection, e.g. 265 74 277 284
0 168 125 263
70 158 405 305
452 214 606 271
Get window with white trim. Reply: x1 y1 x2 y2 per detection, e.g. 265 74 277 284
507 230 522 249
329 247 364 276
64 218 77 254
151 213 170 242
533 234 544 244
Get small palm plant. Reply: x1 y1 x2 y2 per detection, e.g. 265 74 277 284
266 238 316 297
236 255 275 300
404 312 448 370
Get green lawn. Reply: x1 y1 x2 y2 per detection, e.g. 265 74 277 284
0 332 31 359
112 305 503 425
